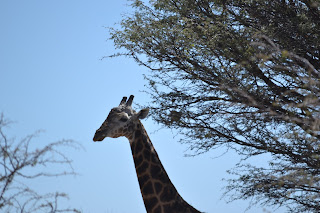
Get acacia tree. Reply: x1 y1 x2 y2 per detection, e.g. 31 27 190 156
110 0 320 212
0 114 81 213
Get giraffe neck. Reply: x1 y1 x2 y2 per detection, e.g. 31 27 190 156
128 121 200 213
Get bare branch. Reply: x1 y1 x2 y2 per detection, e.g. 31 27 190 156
0 114 82 212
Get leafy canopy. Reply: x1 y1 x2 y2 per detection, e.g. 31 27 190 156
110 0 320 212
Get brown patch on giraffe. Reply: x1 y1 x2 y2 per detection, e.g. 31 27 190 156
151 155 159 164
160 186 176 202
154 181 163 194
163 202 186 213
142 134 148 145
163 204 172 212
138 174 150 186
137 161 149 174
133 154 143 167
134 139 144 154
135 130 141 138
142 181 154 196
150 164 161 178
127 125 133 132
144 196 158 212
151 165 169 184
153 205 162 213
143 148 151 161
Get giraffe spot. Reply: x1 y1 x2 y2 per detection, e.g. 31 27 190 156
144 197 158 212
151 166 169 184
173 202 187 212
135 140 143 154
154 182 163 194
163 204 173 212
142 181 154 195
143 149 151 160
137 161 149 174
142 135 148 144
138 174 150 186
133 154 143 167
136 123 141 129
163 202 186 213
135 130 141 138
160 186 176 202
150 165 161 178
153 205 162 213
151 155 159 164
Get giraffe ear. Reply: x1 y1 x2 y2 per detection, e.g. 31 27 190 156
137 108 149 119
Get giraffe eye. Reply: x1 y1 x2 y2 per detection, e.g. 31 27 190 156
119 117 128 122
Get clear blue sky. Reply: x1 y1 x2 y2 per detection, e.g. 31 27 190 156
0 1 286 213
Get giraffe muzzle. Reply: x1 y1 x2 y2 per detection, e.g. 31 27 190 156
93 130 105 142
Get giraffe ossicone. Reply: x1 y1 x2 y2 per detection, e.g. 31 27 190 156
93 95 202 213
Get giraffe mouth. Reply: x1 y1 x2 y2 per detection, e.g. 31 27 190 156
93 132 105 142
93 137 102 142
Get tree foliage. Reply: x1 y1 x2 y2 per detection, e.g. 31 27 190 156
110 0 320 212
0 114 81 213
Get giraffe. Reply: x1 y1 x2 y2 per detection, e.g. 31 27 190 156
93 95 202 213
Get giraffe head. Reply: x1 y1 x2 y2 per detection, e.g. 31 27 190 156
93 95 149 141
